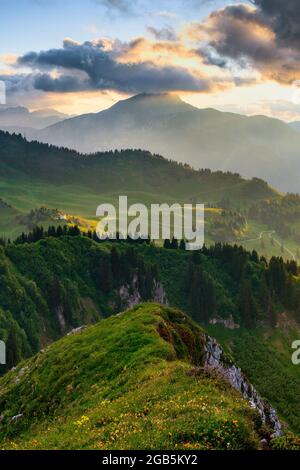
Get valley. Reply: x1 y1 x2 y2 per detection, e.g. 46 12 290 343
0 131 299 261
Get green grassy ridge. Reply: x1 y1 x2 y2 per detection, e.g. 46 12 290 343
1 235 300 435
0 304 269 450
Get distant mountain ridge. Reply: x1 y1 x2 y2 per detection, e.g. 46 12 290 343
0 105 70 132
289 121 300 132
0 130 277 203
23 93 299 192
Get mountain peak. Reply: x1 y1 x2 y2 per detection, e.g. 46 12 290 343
107 92 196 117
123 92 190 107
128 92 182 101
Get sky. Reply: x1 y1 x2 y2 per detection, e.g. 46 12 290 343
1 0 300 120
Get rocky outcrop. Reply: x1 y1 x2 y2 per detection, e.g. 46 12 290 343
9 413 23 424
55 306 66 332
67 325 87 336
119 276 141 309
204 335 282 437
119 276 168 309
153 280 169 305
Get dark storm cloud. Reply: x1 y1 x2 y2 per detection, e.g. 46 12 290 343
192 1 300 84
33 73 85 92
252 0 300 48
200 0 300 58
17 40 211 93
200 5 274 62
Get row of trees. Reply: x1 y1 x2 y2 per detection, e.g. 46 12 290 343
4 225 187 251
2 224 300 332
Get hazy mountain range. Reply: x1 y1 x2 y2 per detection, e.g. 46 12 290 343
0 105 70 133
290 121 300 133
2 93 300 192
36 94 300 193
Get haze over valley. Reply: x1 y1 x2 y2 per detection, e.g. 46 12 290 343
2 93 299 193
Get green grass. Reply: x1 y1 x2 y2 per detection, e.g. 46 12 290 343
1 180 297 260
0 304 267 450
237 221 299 261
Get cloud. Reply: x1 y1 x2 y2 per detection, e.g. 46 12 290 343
147 26 177 41
10 1 300 104
152 10 179 20
0 73 35 94
0 54 18 66
251 0 300 48
191 5 275 62
33 73 86 92
16 39 213 94
94 0 136 15
94 0 235 18
188 2 300 85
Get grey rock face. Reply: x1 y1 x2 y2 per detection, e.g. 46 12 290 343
67 325 87 336
204 335 282 437
153 281 169 305
10 413 23 424
119 276 168 309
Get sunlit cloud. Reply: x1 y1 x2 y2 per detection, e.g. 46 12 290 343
13 31 243 98
2 0 300 119
187 2 300 84
0 55 18 66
